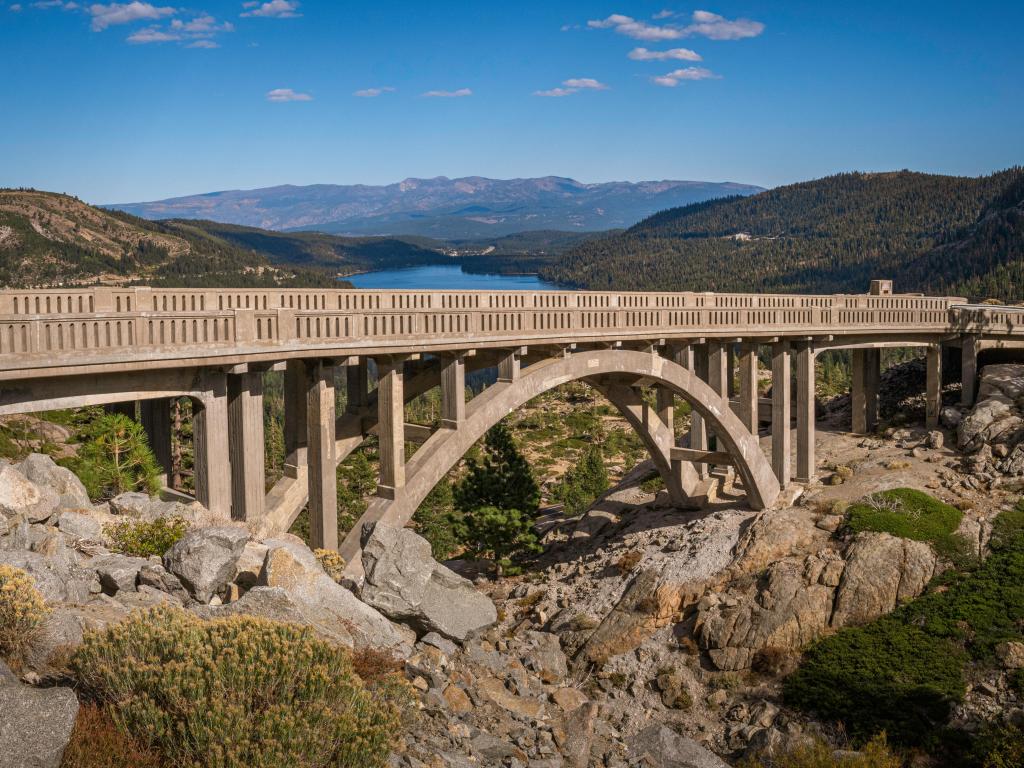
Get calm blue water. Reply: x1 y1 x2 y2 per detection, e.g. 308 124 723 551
345 264 559 291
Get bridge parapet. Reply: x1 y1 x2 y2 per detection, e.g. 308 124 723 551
0 288 985 378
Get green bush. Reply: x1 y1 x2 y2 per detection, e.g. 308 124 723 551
450 505 542 575
738 733 902 768
847 488 970 563
68 413 161 501
104 517 189 558
71 606 410 768
0 564 50 666
785 501 1024 749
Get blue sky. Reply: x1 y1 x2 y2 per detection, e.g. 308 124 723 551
1 1 1021 203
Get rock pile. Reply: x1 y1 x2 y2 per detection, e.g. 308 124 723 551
955 364 1024 481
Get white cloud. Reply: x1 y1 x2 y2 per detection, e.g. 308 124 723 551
10 3 23 9
587 13 682 40
651 66 720 86
563 77 608 90
266 87 312 101
241 0 299 18
534 87 576 97
628 46 701 61
186 38 218 48
171 13 232 33
422 88 472 98
588 9 763 42
89 2 175 31
126 24 178 42
354 86 394 97
652 9 674 19
32 1 78 8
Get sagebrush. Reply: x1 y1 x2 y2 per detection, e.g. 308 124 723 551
0 564 50 666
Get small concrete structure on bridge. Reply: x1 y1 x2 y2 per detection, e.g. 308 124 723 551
0 280 1017 570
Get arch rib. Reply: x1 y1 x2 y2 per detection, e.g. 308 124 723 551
339 349 779 568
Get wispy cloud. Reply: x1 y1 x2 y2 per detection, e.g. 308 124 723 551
628 46 701 61
587 9 764 41
241 0 299 18
266 87 312 101
422 88 472 98
651 66 720 87
9 3 23 9
186 38 218 48
652 9 674 20
534 87 576 97
685 10 763 40
171 13 232 33
126 24 178 42
354 86 394 97
32 0 78 9
88 2 175 31
535 78 609 97
563 77 608 90
587 13 682 41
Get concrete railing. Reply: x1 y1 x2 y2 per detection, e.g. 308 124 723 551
6 287 1024 378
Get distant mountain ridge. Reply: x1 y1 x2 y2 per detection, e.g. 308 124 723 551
109 176 764 239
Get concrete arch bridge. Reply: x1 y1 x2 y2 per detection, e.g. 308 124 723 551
0 280 1017 568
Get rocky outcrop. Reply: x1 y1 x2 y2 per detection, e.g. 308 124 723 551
830 532 936 626
698 554 839 671
164 526 249 603
628 725 730 768
957 365 1024 479
16 454 91 511
360 523 497 642
0 463 59 523
0 674 78 768
109 491 215 527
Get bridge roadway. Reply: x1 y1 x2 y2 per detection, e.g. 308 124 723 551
0 280 1020 570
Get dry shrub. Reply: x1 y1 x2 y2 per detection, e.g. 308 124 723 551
752 646 797 678
739 733 902 768
350 646 404 684
0 564 50 667
315 549 347 583
61 704 161 768
71 605 410 768
614 550 643 574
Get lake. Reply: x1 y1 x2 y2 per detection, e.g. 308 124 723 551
344 264 559 291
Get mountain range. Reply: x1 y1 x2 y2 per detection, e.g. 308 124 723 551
109 176 764 240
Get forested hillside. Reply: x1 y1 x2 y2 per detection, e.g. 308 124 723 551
0 190 339 288
542 168 1024 301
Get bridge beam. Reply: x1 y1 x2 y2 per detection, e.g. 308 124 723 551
737 342 759 434
193 371 231 518
306 360 338 550
771 341 791 486
346 356 369 414
497 348 523 382
376 356 407 498
926 344 942 429
795 342 816 482
228 370 265 523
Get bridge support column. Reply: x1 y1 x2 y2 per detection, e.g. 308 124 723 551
690 344 709 477
306 361 338 550
346 357 369 414
771 341 791 486
284 360 308 476
737 342 759 434
795 342 816 483
228 370 265 523
851 349 879 434
727 344 736 398
440 353 466 428
104 402 136 419
140 398 172 487
193 372 231 518
376 356 406 498
926 344 942 429
961 335 978 406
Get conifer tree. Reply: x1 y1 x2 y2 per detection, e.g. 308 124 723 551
71 413 161 501
454 422 540 515
560 443 609 517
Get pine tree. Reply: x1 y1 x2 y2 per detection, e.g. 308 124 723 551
560 443 609 517
70 413 161 501
454 422 539 515
413 479 461 560
451 506 542 575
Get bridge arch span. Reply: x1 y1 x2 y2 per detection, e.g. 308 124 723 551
339 348 780 566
